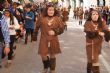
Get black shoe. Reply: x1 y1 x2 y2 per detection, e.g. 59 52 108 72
87 63 92 73
42 56 50 69
92 66 100 73
50 58 56 71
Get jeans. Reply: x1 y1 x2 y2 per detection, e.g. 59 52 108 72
8 35 15 60
2 35 15 60
0 42 3 64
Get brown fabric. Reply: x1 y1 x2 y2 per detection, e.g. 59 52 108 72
92 66 100 73
35 16 65 56
104 30 110 42
84 21 107 63
42 56 50 69
78 10 84 20
87 63 92 73
50 58 56 70
62 11 69 22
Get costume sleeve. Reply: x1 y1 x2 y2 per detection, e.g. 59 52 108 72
53 17 65 35
32 16 41 41
14 16 20 29
84 21 99 39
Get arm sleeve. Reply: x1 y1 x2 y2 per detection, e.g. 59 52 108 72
53 17 65 35
32 16 41 41
31 12 35 21
14 17 20 29
102 20 110 42
102 20 108 31
35 16 41 32
84 21 91 32
86 31 99 39
28 12 35 20
1 16 10 48
84 21 99 39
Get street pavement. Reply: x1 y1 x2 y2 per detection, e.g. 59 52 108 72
0 17 110 73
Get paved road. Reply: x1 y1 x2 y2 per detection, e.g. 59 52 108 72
0 18 110 73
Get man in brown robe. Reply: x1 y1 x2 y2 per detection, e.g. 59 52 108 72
84 10 110 73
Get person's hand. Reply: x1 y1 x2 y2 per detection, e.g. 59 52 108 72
99 32 105 37
25 16 31 19
48 30 55 36
25 16 29 18
4 47 10 55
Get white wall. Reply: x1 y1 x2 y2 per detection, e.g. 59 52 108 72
12 0 19 2
105 0 110 6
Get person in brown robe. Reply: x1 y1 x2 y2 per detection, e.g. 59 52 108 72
33 4 65 73
84 10 110 73
62 8 69 22
73 8 77 19
61 8 69 30
78 8 84 25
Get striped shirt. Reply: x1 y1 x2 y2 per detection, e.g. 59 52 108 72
1 15 10 48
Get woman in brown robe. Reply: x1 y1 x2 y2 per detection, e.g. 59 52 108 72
62 8 69 22
34 4 65 73
84 10 110 73
62 8 69 30
78 8 84 25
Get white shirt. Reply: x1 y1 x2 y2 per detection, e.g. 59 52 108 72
6 17 20 35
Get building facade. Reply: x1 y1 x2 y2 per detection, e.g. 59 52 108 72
62 0 110 8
